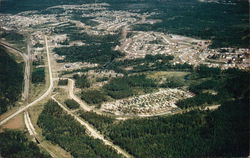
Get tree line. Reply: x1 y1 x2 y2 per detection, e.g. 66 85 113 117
38 100 122 158
0 46 24 114
0 130 50 158
75 67 249 158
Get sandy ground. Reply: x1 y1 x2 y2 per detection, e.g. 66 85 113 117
1 113 24 130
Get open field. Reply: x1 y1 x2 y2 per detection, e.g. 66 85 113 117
146 71 189 82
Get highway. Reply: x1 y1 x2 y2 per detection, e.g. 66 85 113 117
1 38 69 158
1 36 134 158
0 35 53 126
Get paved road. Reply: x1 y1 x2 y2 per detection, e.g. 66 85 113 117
51 96 134 158
0 35 53 126
1 38 67 158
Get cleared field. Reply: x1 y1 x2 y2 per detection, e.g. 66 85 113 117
146 71 189 80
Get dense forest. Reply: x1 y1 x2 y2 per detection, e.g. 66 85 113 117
79 74 157 105
105 54 192 74
53 33 122 64
81 89 107 104
176 66 249 109
73 74 91 88
103 74 156 99
78 67 249 158
0 46 23 114
37 100 122 158
0 130 50 158
79 111 114 132
0 31 24 43
64 99 80 109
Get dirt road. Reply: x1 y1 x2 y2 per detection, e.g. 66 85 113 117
0 41 30 101
24 111 37 136
66 78 220 120
23 39 31 101
68 78 92 111
51 96 134 158
67 78 120 118
1 37 73 158
24 111 71 158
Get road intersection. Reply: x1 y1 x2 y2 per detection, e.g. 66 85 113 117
0 35 53 126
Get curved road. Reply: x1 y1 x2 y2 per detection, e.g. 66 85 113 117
68 78 92 112
65 77 220 120
0 35 53 126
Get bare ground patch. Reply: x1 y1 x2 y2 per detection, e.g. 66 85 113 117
1 113 25 131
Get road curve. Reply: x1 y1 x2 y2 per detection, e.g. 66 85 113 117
0 35 53 126
68 78 92 111
51 96 134 158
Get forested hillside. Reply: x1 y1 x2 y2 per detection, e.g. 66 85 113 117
107 97 249 158
0 46 23 114
78 68 250 158
79 95 249 158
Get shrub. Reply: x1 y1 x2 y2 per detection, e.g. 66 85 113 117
58 79 68 86
74 74 91 88
64 99 80 109
31 67 45 83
